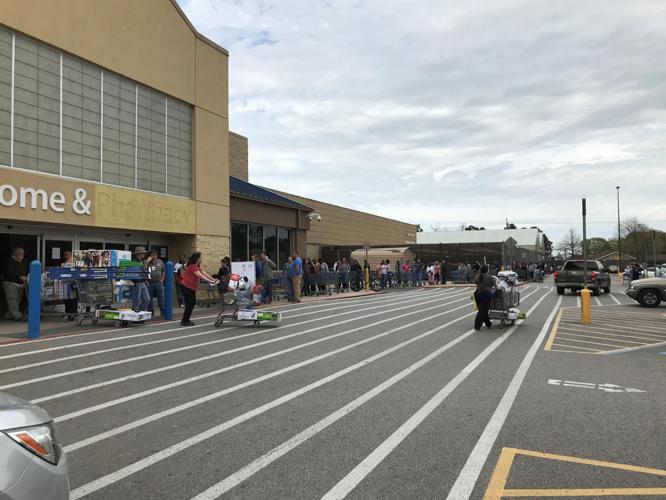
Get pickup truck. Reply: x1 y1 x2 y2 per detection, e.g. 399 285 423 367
554 259 612 296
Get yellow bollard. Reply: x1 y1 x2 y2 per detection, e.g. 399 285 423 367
365 267 370 292
580 288 591 324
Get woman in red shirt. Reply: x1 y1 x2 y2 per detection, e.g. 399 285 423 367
180 252 217 326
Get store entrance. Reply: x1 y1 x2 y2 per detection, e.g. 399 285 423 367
0 233 38 319
44 239 73 267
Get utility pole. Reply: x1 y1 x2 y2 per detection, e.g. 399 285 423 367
653 230 657 268
616 186 622 277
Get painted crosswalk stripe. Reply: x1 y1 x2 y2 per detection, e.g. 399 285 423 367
68 289 535 500
1 290 454 392
30 290 471 404
63 297 477 451
320 291 554 500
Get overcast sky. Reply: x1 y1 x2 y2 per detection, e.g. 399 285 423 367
179 0 666 243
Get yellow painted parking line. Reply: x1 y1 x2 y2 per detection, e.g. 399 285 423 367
556 326 665 342
601 339 666 355
502 487 666 496
551 336 627 349
551 343 602 353
556 331 644 345
483 447 666 499
544 309 563 351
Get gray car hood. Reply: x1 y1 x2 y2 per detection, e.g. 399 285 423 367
633 277 666 286
0 392 51 430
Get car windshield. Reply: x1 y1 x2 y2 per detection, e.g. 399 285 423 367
563 261 597 271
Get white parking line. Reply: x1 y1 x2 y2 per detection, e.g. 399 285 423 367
0 290 442 372
29 290 470 402
594 296 602 306
321 291 553 500
63 297 477 450
609 293 623 305
67 288 543 499
444 295 562 500
55 291 469 422
0 288 437 359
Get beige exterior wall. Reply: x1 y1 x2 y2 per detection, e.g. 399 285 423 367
0 0 231 265
229 132 249 181
270 190 417 253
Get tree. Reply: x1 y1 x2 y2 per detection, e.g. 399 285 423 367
621 217 652 258
543 234 553 256
416 224 424 233
556 228 582 259
588 237 614 256
430 222 445 232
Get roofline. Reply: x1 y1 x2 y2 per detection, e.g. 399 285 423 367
230 192 313 211
229 130 248 140
266 188 416 229
169 0 229 56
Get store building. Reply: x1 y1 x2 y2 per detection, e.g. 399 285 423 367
229 176 311 270
228 134 417 264
0 0 231 269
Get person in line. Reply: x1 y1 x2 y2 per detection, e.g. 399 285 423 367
2 247 28 321
426 262 435 285
180 252 217 326
380 259 389 289
260 252 277 303
302 257 312 296
146 250 166 320
319 258 329 273
434 261 441 285
216 256 231 296
61 250 78 320
285 256 294 301
474 264 495 331
291 251 303 303
631 262 643 281
173 253 186 308
351 259 363 291
414 258 424 287
131 247 151 313
385 259 392 287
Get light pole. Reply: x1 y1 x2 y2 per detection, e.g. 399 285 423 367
616 186 622 278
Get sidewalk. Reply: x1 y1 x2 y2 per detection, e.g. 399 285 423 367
0 288 387 344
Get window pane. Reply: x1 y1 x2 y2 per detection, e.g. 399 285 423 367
231 223 248 262
249 224 263 259
102 72 135 187
263 226 277 263
278 228 290 270
137 85 165 193
0 29 11 166
167 98 192 197
62 54 100 181
14 35 60 174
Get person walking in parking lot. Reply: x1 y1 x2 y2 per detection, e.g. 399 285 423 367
474 264 494 331
180 252 217 326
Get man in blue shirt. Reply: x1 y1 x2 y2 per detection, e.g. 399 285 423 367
290 251 303 303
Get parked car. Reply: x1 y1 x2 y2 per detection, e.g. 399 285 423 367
0 392 69 499
626 278 666 307
554 259 612 296
643 266 665 278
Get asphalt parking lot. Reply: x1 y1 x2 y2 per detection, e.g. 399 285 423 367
0 281 664 499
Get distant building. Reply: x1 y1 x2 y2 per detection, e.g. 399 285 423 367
416 228 547 264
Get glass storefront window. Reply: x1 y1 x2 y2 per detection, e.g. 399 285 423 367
231 222 248 262
263 226 277 263
0 28 193 197
278 228 290 270
249 224 263 259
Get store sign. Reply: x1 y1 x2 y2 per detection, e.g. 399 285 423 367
0 183 92 215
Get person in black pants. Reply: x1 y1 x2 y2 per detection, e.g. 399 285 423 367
180 252 218 326
474 265 494 331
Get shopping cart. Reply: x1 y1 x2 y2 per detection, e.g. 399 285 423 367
489 277 521 328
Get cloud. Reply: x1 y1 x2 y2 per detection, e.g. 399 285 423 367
179 0 666 242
